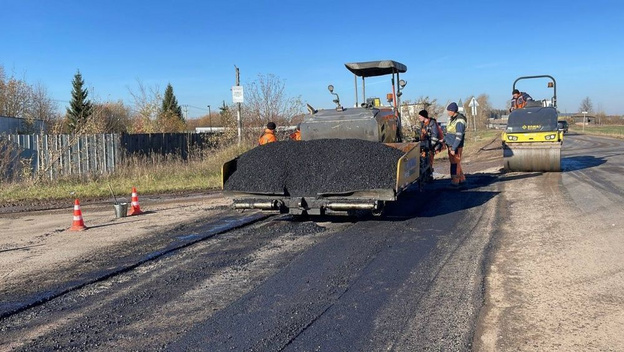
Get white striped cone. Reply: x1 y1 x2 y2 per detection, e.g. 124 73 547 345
128 187 143 215
70 199 87 231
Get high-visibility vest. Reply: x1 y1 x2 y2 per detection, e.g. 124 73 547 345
446 115 466 135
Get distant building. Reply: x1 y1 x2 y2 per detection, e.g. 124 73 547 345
0 116 46 134
195 126 225 134
570 114 596 125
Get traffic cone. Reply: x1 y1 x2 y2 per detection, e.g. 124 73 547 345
128 187 143 216
69 199 88 231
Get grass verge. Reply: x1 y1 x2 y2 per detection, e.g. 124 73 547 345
0 143 253 205
569 125 624 139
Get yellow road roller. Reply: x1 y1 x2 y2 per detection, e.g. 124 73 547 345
502 75 563 172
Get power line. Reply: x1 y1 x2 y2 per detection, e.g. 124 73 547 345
185 104 209 112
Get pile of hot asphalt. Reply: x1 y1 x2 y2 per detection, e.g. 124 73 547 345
224 139 405 196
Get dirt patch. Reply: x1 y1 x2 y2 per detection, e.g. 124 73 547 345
0 192 231 303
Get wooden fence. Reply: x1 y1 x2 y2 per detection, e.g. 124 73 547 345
2 133 213 181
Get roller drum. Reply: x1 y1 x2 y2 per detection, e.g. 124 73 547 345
503 142 561 172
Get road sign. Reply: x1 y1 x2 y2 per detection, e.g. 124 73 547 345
232 86 244 103
469 97 479 117
468 97 479 108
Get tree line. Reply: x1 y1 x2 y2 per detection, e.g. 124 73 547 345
0 66 306 137
3 63 619 138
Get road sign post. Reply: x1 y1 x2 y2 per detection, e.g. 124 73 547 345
233 66 243 145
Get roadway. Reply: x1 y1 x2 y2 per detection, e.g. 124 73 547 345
1 133 622 351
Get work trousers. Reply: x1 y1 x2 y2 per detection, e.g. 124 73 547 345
421 150 435 170
448 147 466 185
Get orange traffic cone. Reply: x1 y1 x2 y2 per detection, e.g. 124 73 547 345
69 199 88 231
128 187 143 216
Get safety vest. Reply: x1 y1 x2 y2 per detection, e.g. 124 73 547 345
512 92 532 110
446 114 466 135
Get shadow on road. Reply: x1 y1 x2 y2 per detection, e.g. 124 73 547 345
561 155 612 172
286 171 550 223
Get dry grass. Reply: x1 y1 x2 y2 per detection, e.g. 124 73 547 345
0 142 254 204
569 124 624 138
1 130 503 205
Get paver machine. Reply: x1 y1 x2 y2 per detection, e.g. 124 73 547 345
502 75 563 172
222 60 429 216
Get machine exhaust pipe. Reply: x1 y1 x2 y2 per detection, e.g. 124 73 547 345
233 200 281 210
325 202 375 210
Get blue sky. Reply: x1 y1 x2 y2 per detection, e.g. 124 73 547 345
2 0 623 118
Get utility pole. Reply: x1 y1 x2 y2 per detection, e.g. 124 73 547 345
207 105 211 132
235 65 242 145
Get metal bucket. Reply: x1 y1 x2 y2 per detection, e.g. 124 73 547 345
113 203 128 218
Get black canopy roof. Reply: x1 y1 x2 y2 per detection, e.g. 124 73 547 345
344 60 407 77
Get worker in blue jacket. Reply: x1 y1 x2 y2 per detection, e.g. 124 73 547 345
443 102 467 187
418 109 444 181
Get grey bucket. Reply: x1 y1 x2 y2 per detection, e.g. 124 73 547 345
114 203 128 218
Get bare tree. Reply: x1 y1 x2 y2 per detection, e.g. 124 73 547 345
401 96 443 137
0 66 57 132
89 101 132 133
0 66 5 112
1 77 31 118
242 74 303 127
476 94 492 130
26 82 57 132
127 80 161 133
579 97 593 113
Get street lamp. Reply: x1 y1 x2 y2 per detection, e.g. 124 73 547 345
582 111 587 132
207 105 211 132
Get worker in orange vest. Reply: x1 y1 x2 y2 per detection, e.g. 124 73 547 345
289 124 301 141
259 122 277 145
510 89 533 111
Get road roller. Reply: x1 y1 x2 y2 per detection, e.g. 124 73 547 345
502 75 563 172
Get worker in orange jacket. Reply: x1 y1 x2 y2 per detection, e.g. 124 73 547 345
510 89 533 111
259 122 277 145
289 124 301 141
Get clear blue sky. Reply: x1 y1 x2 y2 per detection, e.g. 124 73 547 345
2 0 623 118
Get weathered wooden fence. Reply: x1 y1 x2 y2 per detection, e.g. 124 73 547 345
5 134 121 180
2 133 214 181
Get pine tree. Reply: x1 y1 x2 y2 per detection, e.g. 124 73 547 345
161 83 183 122
66 70 93 132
